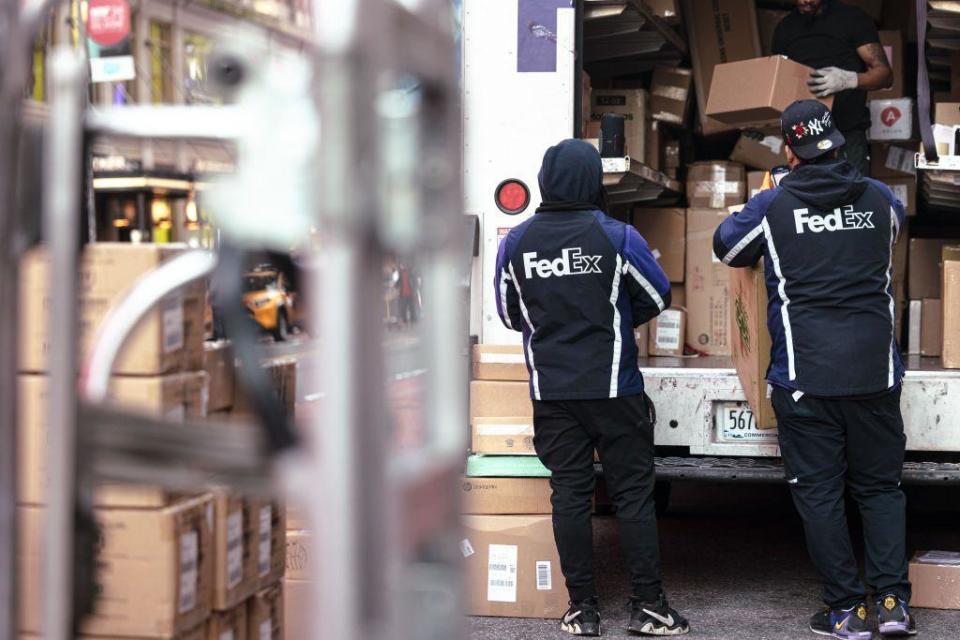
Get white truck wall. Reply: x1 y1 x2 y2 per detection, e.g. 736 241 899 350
462 0 576 344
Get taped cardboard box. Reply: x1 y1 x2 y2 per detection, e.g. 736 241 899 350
908 551 960 610
729 132 787 171
681 0 761 135
686 162 746 209
18 243 204 375
472 417 535 455
248 584 284 640
869 30 904 100
213 492 258 611
632 208 686 283
285 529 311 582
686 209 731 355
461 515 565 619
909 238 960 300
942 246 960 369
247 499 286 590
470 380 532 419
648 308 686 357
869 98 914 141
650 67 692 125
590 89 647 160
870 143 918 178
461 477 552 515
204 340 236 413
706 56 832 128
19 494 214 637
729 263 777 429
207 603 247 640
472 344 527 381
283 579 310 640
18 371 207 507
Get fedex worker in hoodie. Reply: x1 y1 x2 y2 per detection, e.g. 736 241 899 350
714 101 912 640
495 139 689 638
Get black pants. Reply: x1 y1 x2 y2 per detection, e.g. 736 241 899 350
839 128 871 177
532 394 661 603
773 387 911 609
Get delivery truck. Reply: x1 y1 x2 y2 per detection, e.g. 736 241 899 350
462 0 960 487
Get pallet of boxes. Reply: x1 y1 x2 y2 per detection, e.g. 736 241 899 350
463 345 565 619
16 242 287 640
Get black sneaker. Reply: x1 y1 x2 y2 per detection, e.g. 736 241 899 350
876 594 917 636
627 593 690 636
560 597 601 637
809 603 872 639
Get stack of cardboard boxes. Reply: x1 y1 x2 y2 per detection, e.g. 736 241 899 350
16 243 288 639
463 346 564 619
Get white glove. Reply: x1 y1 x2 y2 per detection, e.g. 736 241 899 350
808 67 858 97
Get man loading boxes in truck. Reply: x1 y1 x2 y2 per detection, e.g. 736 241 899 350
714 100 914 639
494 139 689 637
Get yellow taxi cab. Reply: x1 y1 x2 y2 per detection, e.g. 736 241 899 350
242 267 299 341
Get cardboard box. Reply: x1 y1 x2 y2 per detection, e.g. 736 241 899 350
682 0 761 135
869 99 914 141
706 56 832 128
648 308 686 357
686 162 746 209
907 300 922 354
471 417 535 455
472 344 527 381
19 495 215 637
635 324 649 358
909 238 960 299
285 530 311 582
213 492 258 611
943 247 960 369
469 380 531 419
461 515 565 618
883 177 917 216
935 102 960 128
461 477 552 515
645 119 662 170
18 371 208 506
650 67 692 125
671 284 686 307
590 89 647 160
283 579 310 640
19 243 205 375
922 299 943 357
631 208 686 283
729 263 777 429
908 551 960 609
747 171 767 199
207 604 247 640
686 209 731 355
870 143 918 178
757 9 788 56
729 132 787 171
233 357 296 420
869 31 904 100
248 584 284 640
204 340 235 413
248 499 286 590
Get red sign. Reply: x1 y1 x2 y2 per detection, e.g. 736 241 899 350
881 106 903 127
87 0 130 48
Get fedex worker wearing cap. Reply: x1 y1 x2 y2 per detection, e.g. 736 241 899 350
714 101 913 640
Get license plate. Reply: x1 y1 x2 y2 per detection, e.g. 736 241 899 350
714 402 778 443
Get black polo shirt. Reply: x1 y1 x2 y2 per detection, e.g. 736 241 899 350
772 1 879 133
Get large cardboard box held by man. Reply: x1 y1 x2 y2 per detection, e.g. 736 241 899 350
19 243 205 375
686 210 732 355
461 515 565 618
19 495 215 637
729 263 777 429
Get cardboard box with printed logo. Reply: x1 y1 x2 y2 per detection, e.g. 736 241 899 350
19 494 214 637
729 132 787 171
632 208 685 283
650 67 692 126
248 584 284 640
648 308 686 357
472 417 535 455
686 209 732 355
472 344 527 381
461 515 564 618
461 477 552 515
285 529 311 583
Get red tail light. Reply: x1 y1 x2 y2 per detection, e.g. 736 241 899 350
495 179 530 215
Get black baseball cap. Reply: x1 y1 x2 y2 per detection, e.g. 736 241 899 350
780 99 845 161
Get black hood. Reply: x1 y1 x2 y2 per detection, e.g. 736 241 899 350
537 139 607 211
778 159 867 210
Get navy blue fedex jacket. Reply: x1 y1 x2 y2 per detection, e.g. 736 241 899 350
714 159 906 397
495 140 671 401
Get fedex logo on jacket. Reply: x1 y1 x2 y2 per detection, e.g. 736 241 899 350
522 247 602 278
794 205 875 234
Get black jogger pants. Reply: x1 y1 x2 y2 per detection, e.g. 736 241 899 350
532 393 661 603
773 386 911 609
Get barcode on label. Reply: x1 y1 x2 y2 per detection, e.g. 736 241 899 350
258 505 272 577
487 544 518 603
885 146 916 175
260 619 272 640
162 297 184 354
536 561 552 591
655 310 682 350
226 510 244 589
178 531 199 614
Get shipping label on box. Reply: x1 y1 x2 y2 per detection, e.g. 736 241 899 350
871 143 918 178
869 99 914 141
214 493 257 610
247 499 285 589
648 308 686 357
